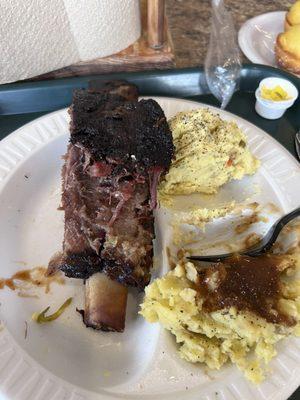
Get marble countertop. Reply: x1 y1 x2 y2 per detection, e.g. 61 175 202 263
166 0 293 68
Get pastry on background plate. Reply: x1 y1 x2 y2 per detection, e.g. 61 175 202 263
285 0 300 30
276 25 300 74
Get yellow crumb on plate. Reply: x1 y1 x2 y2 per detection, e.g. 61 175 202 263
173 202 236 229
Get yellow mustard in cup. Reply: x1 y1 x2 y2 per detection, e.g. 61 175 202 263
260 85 292 101
255 77 298 119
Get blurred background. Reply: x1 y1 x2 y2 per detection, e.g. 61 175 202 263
166 0 293 67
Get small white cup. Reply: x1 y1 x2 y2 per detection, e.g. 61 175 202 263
255 77 298 120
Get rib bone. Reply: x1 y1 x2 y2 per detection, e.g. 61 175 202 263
84 272 128 332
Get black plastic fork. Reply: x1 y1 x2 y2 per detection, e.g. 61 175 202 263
188 207 300 263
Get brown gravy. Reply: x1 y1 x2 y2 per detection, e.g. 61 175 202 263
0 267 64 293
197 254 295 326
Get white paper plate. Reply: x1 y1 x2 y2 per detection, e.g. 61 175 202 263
0 97 300 400
238 11 285 67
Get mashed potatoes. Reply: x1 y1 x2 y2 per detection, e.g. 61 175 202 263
159 109 260 196
140 253 300 383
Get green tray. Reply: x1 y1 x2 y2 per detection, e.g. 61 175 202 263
0 64 299 161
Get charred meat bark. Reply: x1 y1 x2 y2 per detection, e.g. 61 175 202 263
49 81 174 331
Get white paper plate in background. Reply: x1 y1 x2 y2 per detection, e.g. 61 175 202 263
238 11 285 67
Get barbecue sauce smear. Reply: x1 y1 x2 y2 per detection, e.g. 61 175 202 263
0 267 64 294
199 254 295 326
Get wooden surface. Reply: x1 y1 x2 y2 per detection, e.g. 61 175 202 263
147 0 165 49
34 0 174 81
